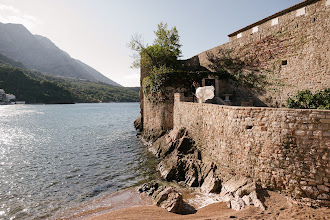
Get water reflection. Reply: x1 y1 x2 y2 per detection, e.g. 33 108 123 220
0 103 158 220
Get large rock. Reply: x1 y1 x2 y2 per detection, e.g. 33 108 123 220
221 176 265 211
152 128 194 158
157 151 181 181
220 176 250 197
154 187 184 213
134 116 143 131
137 182 185 214
154 128 210 187
201 170 221 193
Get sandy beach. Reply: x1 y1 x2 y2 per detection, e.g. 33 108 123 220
62 188 329 220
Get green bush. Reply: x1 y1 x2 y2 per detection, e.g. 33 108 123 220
286 89 330 109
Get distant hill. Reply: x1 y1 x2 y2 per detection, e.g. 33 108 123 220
127 87 140 92
0 63 75 104
0 22 121 86
0 55 139 103
0 53 25 68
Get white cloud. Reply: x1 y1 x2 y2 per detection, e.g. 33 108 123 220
0 4 20 13
0 4 40 30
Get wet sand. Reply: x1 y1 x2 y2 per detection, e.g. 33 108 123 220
63 189 330 220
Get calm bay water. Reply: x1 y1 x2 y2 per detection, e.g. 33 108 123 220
0 103 158 220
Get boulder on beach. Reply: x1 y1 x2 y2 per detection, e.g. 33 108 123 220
220 176 266 211
137 182 185 214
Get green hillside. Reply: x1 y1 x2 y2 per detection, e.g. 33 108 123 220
0 54 139 104
0 64 74 104
25 70 140 103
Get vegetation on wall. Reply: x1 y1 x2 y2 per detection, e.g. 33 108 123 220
130 22 185 103
286 89 330 110
131 23 284 104
206 49 271 91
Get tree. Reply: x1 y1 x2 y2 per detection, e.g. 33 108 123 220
129 22 182 70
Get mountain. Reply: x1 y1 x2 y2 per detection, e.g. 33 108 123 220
0 22 121 86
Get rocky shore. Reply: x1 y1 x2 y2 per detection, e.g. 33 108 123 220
64 125 329 219
83 188 330 220
137 128 268 213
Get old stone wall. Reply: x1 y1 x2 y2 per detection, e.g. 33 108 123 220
140 0 329 134
196 0 329 107
174 93 330 202
143 99 174 140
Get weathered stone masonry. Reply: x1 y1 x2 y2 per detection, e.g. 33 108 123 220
196 0 330 107
141 0 330 136
139 0 330 205
174 93 330 203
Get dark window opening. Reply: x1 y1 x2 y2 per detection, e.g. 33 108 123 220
245 125 253 129
205 79 215 87
282 60 288 65
313 17 317 22
296 24 299 28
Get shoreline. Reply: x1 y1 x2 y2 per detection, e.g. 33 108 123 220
54 188 153 220
60 187 330 220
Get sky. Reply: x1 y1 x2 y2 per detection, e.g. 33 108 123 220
0 0 303 87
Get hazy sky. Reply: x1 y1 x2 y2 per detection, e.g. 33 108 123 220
0 0 302 87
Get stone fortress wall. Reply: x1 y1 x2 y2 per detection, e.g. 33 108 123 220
174 93 330 203
142 0 330 136
195 0 330 107
140 0 330 203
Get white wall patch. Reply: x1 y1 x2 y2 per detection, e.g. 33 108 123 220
271 18 279 26
296 7 306 17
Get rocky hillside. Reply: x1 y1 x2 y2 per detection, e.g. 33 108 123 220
0 22 121 86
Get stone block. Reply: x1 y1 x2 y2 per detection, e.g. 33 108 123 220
317 185 329 193
295 130 306 136
320 119 330 123
317 194 329 200
323 131 330 137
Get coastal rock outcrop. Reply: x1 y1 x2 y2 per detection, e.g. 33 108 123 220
134 116 143 132
220 176 266 211
143 128 269 212
152 128 221 191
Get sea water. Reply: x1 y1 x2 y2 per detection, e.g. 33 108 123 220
0 103 158 220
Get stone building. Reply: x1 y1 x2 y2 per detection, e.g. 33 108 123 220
188 0 330 107
140 0 330 136
138 0 330 206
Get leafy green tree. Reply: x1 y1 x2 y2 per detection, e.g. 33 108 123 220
129 22 181 69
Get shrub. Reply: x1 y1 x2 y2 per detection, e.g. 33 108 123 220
286 89 330 109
